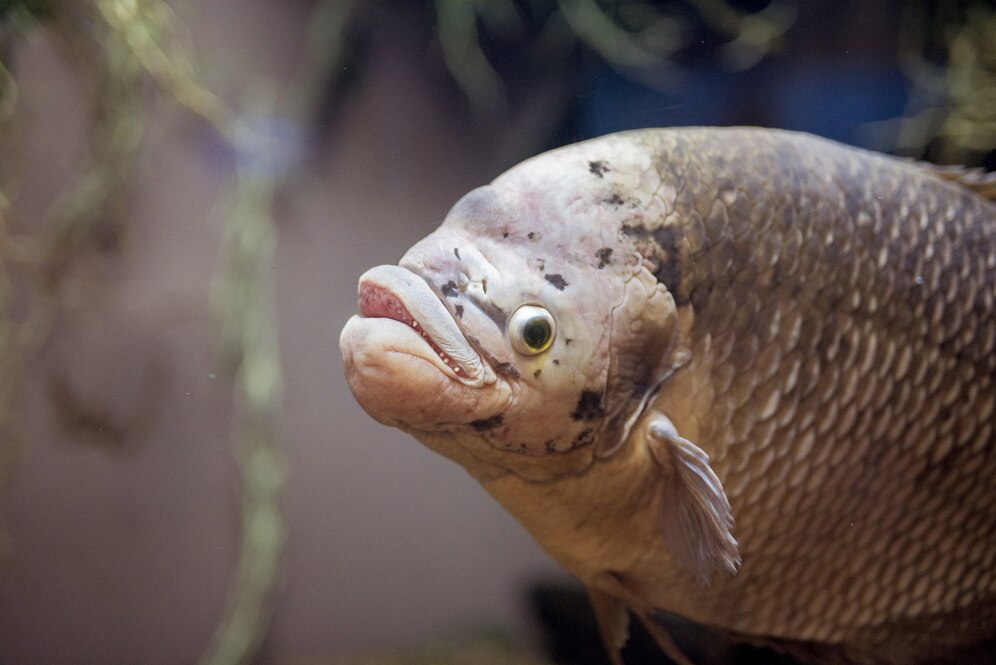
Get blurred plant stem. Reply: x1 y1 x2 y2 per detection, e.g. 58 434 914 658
432 0 795 110
196 0 361 657
204 137 286 665
434 0 510 119
0 188 18 564
0 15 27 569
45 3 144 277
0 0 299 662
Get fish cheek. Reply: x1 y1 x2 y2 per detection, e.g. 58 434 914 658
598 267 681 458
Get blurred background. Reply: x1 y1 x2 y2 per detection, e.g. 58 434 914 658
0 1 992 664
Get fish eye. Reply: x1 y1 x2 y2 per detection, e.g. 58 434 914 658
509 305 556 355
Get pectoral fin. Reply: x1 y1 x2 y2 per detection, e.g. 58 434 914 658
647 414 740 584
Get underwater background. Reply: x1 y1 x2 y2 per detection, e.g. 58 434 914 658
0 1 992 664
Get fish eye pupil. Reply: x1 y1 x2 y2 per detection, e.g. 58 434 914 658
509 305 556 356
523 317 551 349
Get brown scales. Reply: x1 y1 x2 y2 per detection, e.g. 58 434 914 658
617 129 995 664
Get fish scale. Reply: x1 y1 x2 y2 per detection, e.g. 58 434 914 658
340 128 995 664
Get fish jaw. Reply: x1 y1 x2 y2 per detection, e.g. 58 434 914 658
339 265 504 430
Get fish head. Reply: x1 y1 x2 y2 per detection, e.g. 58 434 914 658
340 134 682 481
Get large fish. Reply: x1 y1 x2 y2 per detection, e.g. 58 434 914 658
338 128 995 664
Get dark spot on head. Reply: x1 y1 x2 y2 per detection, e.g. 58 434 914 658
588 160 609 177
571 428 595 448
527 231 542 241
519 443 527 451
544 274 568 290
553 359 560 365
453 247 460 260
650 225 683 300
571 389 605 421
565 338 573 345
652 225 680 251
454 304 464 319
533 369 542 379
441 280 459 298
596 247 613 268
544 439 556 453
471 414 503 431
604 193 624 206
502 231 509 238
621 222 687 305
468 296 507 329
621 223 649 238
494 362 520 379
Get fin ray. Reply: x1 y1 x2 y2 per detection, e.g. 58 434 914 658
648 415 741 584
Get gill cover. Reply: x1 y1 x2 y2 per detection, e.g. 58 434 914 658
597 264 683 459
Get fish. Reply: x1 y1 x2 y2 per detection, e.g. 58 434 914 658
338 127 996 665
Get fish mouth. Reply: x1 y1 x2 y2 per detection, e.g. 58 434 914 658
356 265 494 387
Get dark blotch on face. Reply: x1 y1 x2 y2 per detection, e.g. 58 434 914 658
588 160 609 177
442 280 459 297
596 248 613 269
604 193 624 206
533 369 542 379
454 304 464 319
471 414 503 431
621 223 648 238
528 231 542 241
572 428 595 448
620 223 687 305
468 298 508 330
453 248 461 260
544 440 556 453
494 362 521 379
651 225 684 304
571 389 605 421
545 274 568 290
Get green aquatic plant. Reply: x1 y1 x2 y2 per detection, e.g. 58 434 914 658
0 2 286 665
887 2 996 165
432 0 797 118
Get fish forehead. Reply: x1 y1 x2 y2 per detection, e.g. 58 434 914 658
444 132 667 241
424 132 673 314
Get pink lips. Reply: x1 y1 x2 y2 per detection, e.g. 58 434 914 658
359 282 415 324
358 282 466 376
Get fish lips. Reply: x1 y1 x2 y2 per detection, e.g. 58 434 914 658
355 265 493 385
340 265 499 427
